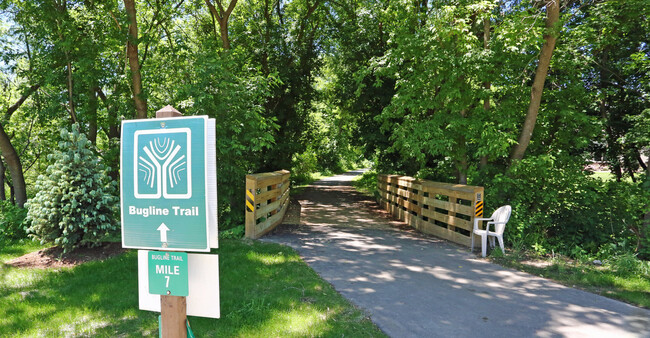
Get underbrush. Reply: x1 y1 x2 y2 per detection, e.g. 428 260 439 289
476 156 649 260
352 170 379 199
0 201 28 240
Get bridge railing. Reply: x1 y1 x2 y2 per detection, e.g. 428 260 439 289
377 174 484 247
245 170 291 239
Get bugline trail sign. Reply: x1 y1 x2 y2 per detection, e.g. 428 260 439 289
121 108 220 337
120 116 216 252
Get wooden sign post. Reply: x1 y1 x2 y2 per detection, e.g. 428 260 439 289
156 105 187 338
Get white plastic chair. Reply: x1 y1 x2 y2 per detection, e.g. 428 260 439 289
471 205 512 257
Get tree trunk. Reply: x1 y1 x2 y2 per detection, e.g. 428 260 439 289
124 0 148 119
205 0 238 50
638 151 648 171
597 49 624 181
96 87 120 140
65 59 78 123
0 123 27 207
88 86 99 144
5 85 40 119
0 84 40 207
0 160 5 201
510 0 560 162
638 163 650 259
480 16 491 170
457 109 469 184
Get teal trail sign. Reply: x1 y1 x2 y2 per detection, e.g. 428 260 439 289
121 116 210 252
148 251 188 296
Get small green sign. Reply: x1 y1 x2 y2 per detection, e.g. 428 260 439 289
148 251 188 296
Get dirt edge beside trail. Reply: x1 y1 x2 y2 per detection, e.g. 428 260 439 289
6 242 125 269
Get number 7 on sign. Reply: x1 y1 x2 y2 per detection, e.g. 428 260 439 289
165 276 170 288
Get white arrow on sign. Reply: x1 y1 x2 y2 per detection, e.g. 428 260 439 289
157 223 170 243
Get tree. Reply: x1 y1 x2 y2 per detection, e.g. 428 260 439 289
0 84 40 207
509 0 561 162
205 0 239 49
125 0 148 118
26 125 118 252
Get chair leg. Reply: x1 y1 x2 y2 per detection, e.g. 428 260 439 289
481 234 487 257
471 234 474 252
489 236 495 248
497 235 504 254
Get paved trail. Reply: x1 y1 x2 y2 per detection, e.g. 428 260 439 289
263 170 650 337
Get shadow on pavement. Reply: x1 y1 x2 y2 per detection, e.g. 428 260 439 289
264 170 650 337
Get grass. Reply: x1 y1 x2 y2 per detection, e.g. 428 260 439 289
0 239 46 262
290 171 340 196
0 239 385 337
591 171 616 181
590 170 635 182
488 250 650 309
352 170 378 198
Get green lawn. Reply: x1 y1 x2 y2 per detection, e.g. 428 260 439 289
0 239 385 337
489 252 650 309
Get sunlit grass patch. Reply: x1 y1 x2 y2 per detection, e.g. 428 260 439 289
352 170 378 198
491 251 650 309
0 239 385 337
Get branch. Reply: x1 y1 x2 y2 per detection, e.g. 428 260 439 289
5 84 40 119
296 0 320 46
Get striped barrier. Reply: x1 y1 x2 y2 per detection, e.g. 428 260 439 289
244 170 291 239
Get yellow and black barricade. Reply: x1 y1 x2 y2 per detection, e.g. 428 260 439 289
246 189 255 213
474 192 483 217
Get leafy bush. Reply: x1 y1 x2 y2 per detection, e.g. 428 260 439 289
608 253 649 277
0 201 28 240
352 170 379 199
291 150 320 186
484 155 646 258
219 225 245 239
26 125 119 252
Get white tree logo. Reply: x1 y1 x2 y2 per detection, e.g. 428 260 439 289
134 128 192 199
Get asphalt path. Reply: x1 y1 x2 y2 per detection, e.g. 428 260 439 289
262 170 650 337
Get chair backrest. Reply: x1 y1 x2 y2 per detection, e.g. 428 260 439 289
490 205 512 235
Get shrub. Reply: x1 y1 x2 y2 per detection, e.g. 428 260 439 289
0 201 28 240
484 155 645 258
26 125 118 252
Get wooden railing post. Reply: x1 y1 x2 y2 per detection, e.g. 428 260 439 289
245 170 291 239
245 175 258 239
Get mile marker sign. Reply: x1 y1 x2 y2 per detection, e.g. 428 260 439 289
121 116 215 252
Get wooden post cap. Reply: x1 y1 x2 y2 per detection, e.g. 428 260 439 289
156 105 182 118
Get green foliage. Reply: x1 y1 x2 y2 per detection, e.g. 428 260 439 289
25 125 118 253
0 201 28 240
608 253 650 278
218 225 245 240
180 50 278 230
353 170 379 199
484 155 646 257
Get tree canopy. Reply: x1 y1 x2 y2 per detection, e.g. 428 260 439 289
0 0 648 257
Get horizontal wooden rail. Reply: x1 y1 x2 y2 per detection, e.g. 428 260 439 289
377 174 484 247
245 170 291 239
